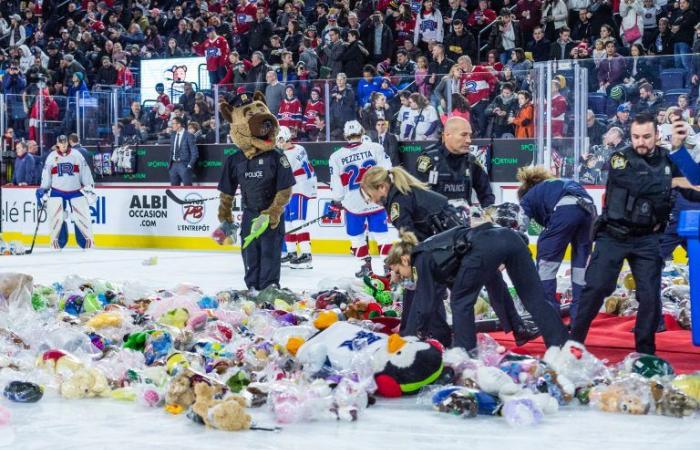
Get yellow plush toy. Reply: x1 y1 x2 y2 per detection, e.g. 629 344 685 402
191 382 252 431
60 367 111 399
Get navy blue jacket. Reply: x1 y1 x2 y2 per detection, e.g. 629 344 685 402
12 153 37 185
520 178 591 228
169 130 199 168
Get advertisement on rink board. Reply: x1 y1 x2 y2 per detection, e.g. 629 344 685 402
0 186 398 251
84 139 537 184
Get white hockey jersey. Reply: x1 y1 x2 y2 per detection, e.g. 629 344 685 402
40 149 94 193
285 144 317 198
329 141 392 214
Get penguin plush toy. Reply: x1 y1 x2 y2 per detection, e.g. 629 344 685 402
296 322 444 397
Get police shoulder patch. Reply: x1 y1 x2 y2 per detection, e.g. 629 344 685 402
279 154 291 168
610 153 627 170
390 202 400 222
417 155 432 173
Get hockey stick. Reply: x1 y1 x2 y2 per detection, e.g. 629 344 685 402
25 200 47 255
165 189 220 205
285 214 330 235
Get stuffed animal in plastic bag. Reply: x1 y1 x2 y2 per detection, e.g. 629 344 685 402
191 382 251 431
543 340 609 388
658 386 699 418
0 273 33 302
165 372 196 410
60 367 111 399
589 376 652 415
296 322 444 397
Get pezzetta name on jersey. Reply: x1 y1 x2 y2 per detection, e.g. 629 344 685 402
340 151 374 166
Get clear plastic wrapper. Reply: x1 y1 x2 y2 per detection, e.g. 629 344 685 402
268 378 333 423
542 341 610 388
502 398 543 427
475 333 506 367
589 374 653 415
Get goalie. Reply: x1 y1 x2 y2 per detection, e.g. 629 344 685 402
35 135 96 249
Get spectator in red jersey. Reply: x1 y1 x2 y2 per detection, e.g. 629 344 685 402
304 87 326 141
193 26 230 86
278 84 303 137
236 0 259 56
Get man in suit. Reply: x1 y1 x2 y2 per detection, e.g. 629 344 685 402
68 133 93 176
169 117 198 186
369 119 400 166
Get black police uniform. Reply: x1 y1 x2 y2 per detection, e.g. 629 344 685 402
571 146 678 355
385 185 463 346
413 144 526 335
218 147 296 291
414 145 495 207
404 224 569 351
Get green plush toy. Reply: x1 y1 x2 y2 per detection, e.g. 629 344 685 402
363 275 393 306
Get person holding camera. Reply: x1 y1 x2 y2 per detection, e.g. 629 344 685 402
571 113 685 355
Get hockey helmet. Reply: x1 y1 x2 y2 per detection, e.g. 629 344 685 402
344 120 364 138
277 126 292 144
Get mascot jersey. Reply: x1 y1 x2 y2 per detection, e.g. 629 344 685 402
40 149 94 194
296 322 387 371
329 141 392 215
285 144 317 198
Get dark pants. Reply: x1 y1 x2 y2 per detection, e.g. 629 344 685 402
450 227 569 351
536 204 593 320
470 100 488 138
240 210 284 290
208 67 226 86
571 232 663 354
660 219 686 261
169 161 193 186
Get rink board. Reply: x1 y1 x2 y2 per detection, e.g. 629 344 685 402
0 186 397 253
1 185 689 261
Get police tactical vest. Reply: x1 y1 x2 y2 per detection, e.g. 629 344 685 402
412 225 477 286
422 148 474 204
604 147 673 230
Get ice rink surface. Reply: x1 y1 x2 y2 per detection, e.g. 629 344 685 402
2 248 700 450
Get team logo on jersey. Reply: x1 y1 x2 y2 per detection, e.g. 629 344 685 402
280 155 291 168
417 155 432 173
56 162 75 177
390 202 400 222
610 154 627 170
464 80 477 93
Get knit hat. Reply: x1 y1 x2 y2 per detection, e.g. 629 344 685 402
617 103 631 113
74 72 84 82
610 85 624 101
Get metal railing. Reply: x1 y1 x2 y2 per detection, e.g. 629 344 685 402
476 5 518 63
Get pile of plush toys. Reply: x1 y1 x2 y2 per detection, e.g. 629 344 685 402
0 269 698 433
0 236 26 256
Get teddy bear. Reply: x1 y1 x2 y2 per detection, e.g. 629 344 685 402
165 372 197 410
657 386 700 418
60 367 111 399
191 382 251 431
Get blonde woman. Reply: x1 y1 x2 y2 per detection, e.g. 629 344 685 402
362 165 540 347
385 223 568 351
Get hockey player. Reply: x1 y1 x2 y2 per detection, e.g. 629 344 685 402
328 120 393 277
35 135 96 249
278 126 317 269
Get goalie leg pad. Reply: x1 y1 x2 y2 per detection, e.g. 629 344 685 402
69 196 94 249
47 197 68 249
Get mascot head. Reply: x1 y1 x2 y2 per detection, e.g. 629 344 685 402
219 91 279 159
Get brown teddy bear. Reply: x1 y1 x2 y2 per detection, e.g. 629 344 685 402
192 382 252 431
213 91 295 291
165 372 197 409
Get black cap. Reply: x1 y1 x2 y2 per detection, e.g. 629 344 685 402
232 91 254 108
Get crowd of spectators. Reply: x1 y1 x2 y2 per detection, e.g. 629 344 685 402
2 0 700 183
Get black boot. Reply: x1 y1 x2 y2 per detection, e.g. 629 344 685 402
513 320 541 347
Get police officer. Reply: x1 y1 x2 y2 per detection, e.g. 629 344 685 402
213 92 296 293
571 113 680 355
361 165 541 347
413 116 539 342
516 166 595 320
385 223 569 352
414 117 494 209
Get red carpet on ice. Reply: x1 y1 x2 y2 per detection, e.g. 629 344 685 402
492 313 700 373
